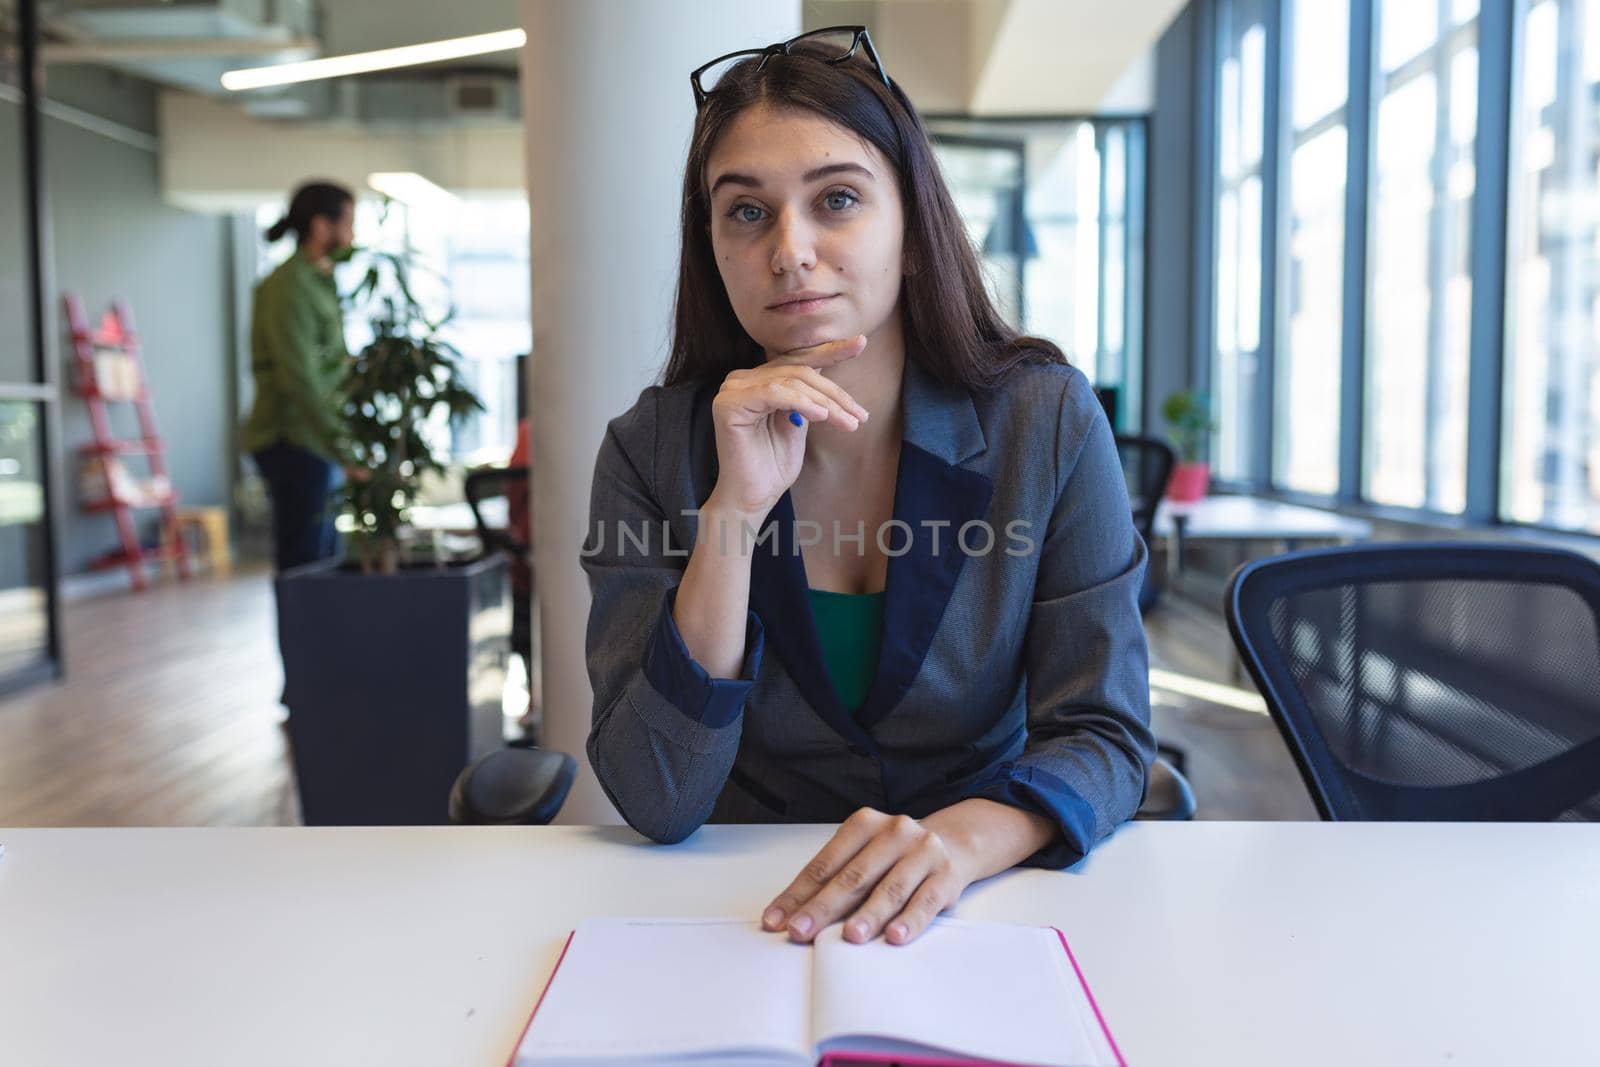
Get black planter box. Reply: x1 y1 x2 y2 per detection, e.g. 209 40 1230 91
274 554 510 825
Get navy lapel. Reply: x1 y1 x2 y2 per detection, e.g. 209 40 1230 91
747 492 879 753
855 362 992 730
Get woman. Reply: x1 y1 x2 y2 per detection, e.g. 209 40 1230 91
242 181 356 572
583 29 1152 947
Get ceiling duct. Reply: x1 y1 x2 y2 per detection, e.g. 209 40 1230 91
42 0 321 98
352 72 519 126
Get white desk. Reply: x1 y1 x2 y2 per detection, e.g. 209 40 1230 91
1154 496 1375 581
410 498 509 536
2 823 1596 1066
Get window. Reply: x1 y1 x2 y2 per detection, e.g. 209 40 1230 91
1364 0 1479 513
436 198 531 463
1275 0 1350 495
928 117 1146 427
253 194 530 466
1502 0 1600 533
1213 0 1269 482
0 401 50 682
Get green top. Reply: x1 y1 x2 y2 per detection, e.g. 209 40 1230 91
240 251 349 461
808 588 885 714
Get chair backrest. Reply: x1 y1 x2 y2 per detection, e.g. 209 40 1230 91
1226 542 1600 821
1114 434 1176 541
464 465 529 558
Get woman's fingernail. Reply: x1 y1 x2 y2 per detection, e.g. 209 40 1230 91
790 914 813 936
789 411 805 427
889 922 908 941
848 919 869 941
763 907 785 928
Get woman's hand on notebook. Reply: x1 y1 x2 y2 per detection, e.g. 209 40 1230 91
760 806 979 947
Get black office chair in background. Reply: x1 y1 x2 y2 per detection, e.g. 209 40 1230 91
1110 434 1195 820
1226 542 1600 821
1113 434 1175 614
465 465 536 700
464 465 530 555
451 464 576 824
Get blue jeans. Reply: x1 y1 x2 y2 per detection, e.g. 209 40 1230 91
252 441 343 572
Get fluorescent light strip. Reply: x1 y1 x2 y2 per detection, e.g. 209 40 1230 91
222 28 526 91
368 172 458 208
1149 668 1269 715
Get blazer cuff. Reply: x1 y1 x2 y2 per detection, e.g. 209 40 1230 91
641 586 764 729
968 762 1098 869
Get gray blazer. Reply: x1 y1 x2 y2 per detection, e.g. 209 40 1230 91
582 357 1154 868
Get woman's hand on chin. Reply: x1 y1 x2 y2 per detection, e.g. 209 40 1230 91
706 334 870 522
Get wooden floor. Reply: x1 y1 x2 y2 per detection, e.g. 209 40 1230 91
1145 588 1318 820
0 568 1316 827
0 568 299 827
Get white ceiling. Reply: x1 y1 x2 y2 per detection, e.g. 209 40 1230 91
29 0 1186 115
968 0 1189 113
805 0 1188 113
276 0 1190 113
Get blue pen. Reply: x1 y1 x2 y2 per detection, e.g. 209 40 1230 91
789 411 805 427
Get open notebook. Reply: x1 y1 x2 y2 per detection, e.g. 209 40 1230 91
509 917 1124 1067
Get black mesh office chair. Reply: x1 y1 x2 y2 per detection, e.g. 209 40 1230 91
1225 542 1600 821
450 464 576 824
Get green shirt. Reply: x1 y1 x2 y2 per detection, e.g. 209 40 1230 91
808 588 885 714
240 252 349 461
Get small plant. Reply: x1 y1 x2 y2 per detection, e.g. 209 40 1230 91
339 238 483 575
1161 390 1216 464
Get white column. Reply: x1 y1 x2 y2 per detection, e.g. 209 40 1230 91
521 0 802 823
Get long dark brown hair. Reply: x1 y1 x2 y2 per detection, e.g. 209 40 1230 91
663 38 1065 391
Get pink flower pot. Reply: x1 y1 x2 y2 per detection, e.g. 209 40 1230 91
1166 462 1211 503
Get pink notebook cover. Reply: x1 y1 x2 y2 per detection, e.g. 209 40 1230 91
506 925 1125 1067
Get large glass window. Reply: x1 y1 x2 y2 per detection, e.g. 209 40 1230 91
1 52 56 690
1364 0 1479 513
1503 0 1600 533
1275 0 1350 495
928 117 1146 427
253 193 530 465
0 400 50 683
1214 0 1269 482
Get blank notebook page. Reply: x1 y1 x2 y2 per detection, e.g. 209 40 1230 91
516 919 810 1062
810 918 1120 1067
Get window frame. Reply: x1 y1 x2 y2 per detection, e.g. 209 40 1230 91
1195 0 1519 534
1273 0 1354 496
1209 0 1279 486
924 113 1151 431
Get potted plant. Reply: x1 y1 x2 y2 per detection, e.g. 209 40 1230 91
273 233 510 826
339 248 485 573
1161 390 1216 503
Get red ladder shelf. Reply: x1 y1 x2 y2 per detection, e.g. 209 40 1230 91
64 293 191 591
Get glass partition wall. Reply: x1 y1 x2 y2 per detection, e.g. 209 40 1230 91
0 0 63 693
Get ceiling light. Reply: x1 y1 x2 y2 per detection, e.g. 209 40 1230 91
222 29 526 91
367 172 459 209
